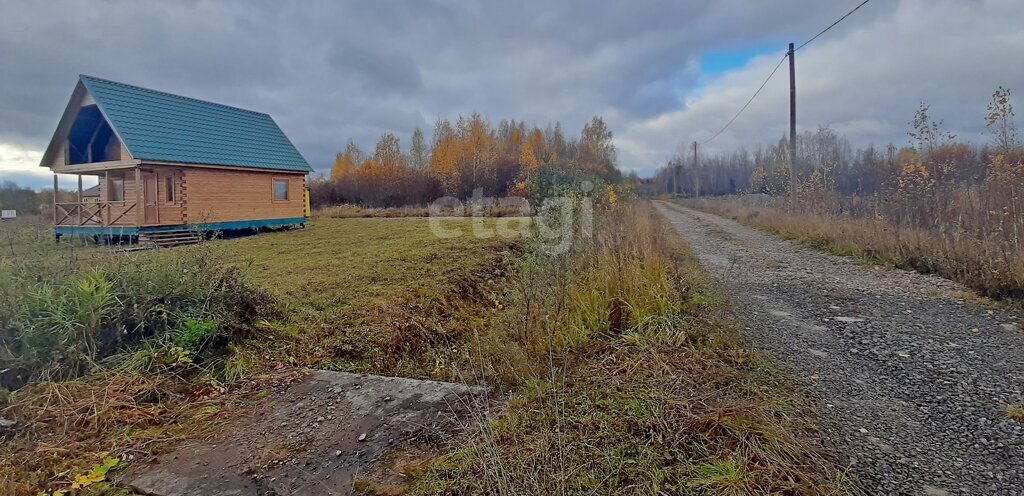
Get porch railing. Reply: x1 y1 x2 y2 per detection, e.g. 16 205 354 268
54 201 138 226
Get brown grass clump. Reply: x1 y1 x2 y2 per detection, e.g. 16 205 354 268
1009 402 1024 422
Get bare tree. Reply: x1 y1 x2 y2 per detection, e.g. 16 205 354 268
409 127 429 170
986 86 1018 153
908 102 956 155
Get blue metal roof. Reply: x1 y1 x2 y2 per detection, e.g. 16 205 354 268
79 75 312 173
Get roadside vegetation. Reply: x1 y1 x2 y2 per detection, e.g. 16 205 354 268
652 87 1024 299
406 202 851 494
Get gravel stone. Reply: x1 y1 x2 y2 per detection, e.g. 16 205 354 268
656 202 1024 496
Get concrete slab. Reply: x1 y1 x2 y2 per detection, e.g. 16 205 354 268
121 370 486 496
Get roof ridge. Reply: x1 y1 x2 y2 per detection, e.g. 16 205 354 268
79 74 270 117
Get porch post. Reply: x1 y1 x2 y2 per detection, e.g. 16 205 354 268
135 167 143 226
52 174 58 225
77 174 83 226
103 171 109 226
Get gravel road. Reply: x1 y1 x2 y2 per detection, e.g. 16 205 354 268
654 201 1024 496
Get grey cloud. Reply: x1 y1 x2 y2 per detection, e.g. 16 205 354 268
326 42 423 97
0 0 1010 181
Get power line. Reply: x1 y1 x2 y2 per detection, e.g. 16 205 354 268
796 0 871 52
701 53 788 145
700 0 871 145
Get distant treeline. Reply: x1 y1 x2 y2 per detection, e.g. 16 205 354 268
644 87 1022 199
310 115 624 208
0 181 77 216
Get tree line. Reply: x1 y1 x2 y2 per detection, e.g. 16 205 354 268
0 181 78 216
644 86 1022 202
310 115 621 208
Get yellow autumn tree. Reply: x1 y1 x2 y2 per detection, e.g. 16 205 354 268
897 148 932 196
519 144 538 170
511 144 539 197
499 121 524 163
460 114 495 194
430 136 462 195
331 140 363 180
526 128 546 165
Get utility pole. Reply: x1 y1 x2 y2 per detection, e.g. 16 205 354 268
788 42 797 210
692 141 699 197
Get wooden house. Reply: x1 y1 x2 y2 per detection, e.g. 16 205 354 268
40 75 312 242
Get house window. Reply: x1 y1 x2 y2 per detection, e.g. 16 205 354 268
273 178 289 200
165 176 174 202
109 177 124 201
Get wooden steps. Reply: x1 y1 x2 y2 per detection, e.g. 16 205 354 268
138 229 202 248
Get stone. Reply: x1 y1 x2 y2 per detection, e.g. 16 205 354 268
834 316 865 323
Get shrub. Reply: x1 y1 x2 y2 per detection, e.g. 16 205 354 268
0 245 273 388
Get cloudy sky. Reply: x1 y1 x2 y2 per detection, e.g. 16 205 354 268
2 0 1023 189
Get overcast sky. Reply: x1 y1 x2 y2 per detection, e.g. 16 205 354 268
2 0 1023 189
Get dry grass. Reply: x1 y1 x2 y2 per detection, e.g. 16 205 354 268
1009 402 1024 422
683 197 1024 299
408 202 852 494
0 362 306 496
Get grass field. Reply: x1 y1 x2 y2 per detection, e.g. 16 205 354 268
2 209 850 495
217 217 524 377
0 216 522 495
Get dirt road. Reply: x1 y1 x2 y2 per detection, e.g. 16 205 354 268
655 201 1024 495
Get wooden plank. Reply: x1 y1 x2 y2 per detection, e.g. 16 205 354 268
50 159 141 174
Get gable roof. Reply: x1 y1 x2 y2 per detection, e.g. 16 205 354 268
67 75 311 172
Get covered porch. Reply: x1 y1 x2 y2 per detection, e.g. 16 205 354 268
54 163 185 233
